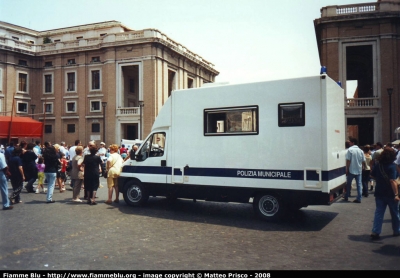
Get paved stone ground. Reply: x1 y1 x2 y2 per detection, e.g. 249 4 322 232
0 179 399 270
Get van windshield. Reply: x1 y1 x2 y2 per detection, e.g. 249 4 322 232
137 132 166 161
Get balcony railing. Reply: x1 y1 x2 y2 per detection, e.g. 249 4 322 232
116 107 139 116
321 1 400 17
345 97 379 108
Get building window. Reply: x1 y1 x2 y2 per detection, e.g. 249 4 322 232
204 106 258 136
18 72 28 93
278 102 305 127
67 124 75 133
17 101 28 113
44 74 52 93
66 101 76 113
67 72 76 92
92 56 100 62
45 125 52 133
129 79 135 93
54 39 61 42
67 59 76 65
44 61 53 67
188 77 194 88
90 100 101 112
76 36 83 40
92 123 100 132
12 36 20 40
44 103 53 114
168 70 176 97
91 70 100 90
18 60 27 66
100 33 107 37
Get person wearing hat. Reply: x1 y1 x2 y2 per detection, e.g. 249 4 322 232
98 142 107 176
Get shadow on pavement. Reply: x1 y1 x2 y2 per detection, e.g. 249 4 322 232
114 197 338 232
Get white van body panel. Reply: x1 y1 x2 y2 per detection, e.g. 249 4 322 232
119 74 346 214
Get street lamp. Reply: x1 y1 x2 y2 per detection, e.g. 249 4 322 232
30 104 36 119
138 100 144 140
387 88 393 141
102 102 107 143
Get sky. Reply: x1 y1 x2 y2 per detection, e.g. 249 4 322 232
0 0 363 84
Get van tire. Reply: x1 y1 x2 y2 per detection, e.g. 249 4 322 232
123 180 149 206
253 192 285 221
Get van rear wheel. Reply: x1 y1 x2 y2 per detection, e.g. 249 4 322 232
123 180 149 206
253 193 285 221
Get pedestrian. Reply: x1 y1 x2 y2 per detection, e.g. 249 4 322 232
105 144 123 204
345 137 365 203
5 142 14 164
21 142 38 193
33 140 42 158
35 157 46 193
119 144 128 159
82 146 102 205
0 152 13 210
59 152 68 192
98 142 108 176
70 146 84 202
370 147 400 240
362 146 372 197
8 147 25 204
42 145 59 203
53 144 65 192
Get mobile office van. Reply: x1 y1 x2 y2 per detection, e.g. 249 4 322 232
120 139 142 151
118 74 346 221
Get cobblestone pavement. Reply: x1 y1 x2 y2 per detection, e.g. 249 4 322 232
0 179 399 270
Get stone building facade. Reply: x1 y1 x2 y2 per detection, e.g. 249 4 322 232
314 0 400 145
0 20 219 146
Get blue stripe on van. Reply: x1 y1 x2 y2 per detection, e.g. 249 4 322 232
122 165 346 182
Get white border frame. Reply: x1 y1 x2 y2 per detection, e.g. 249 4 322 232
66 100 77 113
43 72 54 94
90 99 102 112
89 68 102 92
16 100 28 114
65 70 77 93
17 70 29 94
43 102 54 114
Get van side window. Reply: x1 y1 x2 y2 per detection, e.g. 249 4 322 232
204 106 258 136
278 102 305 127
137 132 166 161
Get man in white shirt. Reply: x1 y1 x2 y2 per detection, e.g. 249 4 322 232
68 139 81 160
345 138 366 203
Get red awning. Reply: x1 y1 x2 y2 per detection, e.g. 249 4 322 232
0 116 43 138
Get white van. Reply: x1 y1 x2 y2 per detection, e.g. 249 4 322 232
118 74 346 221
120 139 142 151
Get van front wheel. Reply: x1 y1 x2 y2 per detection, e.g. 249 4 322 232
253 193 285 221
123 180 149 206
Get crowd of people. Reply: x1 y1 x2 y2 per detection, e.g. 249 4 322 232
345 138 400 240
1 137 399 240
0 139 133 210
